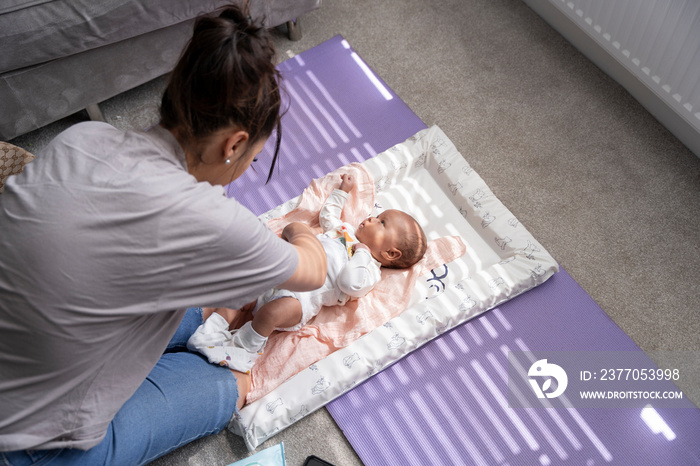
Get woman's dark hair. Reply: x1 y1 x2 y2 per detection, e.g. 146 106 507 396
160 4 283 182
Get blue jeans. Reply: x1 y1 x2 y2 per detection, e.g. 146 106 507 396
0 308 239 466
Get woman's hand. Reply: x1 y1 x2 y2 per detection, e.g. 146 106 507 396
279 222 327 291
339 174 356 193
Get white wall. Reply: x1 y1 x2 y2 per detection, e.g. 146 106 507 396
522 0 700 158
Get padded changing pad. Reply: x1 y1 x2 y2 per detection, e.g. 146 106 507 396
229 125 559 450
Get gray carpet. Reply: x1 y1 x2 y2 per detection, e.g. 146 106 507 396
9 0 700 465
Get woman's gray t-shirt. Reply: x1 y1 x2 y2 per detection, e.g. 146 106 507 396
0 122 298 451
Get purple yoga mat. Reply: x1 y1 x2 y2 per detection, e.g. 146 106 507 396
326 267 700 465
226 36 700 465
225 35 425 214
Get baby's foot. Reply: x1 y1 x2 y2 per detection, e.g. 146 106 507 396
231 321 267 354
187 314 262 373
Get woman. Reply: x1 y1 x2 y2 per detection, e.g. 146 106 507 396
0 5 326 465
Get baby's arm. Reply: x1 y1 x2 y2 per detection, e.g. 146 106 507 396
319 189 347 233
336 244 382 298
319 174 355 233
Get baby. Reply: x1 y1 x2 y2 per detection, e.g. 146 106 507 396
187 174 427 372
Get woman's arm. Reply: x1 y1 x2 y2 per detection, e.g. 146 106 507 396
278 222 327 291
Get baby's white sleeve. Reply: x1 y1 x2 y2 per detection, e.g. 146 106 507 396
336 249 382 298
319 189 349 233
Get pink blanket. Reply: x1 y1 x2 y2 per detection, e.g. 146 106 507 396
248 163 466 403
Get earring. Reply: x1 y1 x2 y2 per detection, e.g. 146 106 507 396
225 158 231 164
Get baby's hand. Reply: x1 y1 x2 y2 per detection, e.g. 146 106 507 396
353 242 370 253
339 174 356 193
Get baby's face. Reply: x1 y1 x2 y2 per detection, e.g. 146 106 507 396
355 209 412 265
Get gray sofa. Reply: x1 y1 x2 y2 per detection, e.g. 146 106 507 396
0 0 321 141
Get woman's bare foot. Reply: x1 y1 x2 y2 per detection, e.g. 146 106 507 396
231 370 251 409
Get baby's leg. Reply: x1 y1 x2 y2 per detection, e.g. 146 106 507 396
203 302 255 330
188 298 301 373
251 297 303 337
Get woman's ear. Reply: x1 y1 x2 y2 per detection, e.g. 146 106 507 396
224 130 251 161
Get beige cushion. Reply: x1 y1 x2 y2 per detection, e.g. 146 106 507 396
0 142 34 194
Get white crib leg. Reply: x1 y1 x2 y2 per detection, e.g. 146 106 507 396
85 103 105 122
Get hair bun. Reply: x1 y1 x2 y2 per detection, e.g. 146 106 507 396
160 3 284 182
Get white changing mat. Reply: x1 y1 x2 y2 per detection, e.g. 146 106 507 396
229 125 558 450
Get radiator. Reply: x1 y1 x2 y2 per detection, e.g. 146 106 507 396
523 0 700 158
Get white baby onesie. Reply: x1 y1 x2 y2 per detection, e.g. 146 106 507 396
256 188 382 331
187 189 382 371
